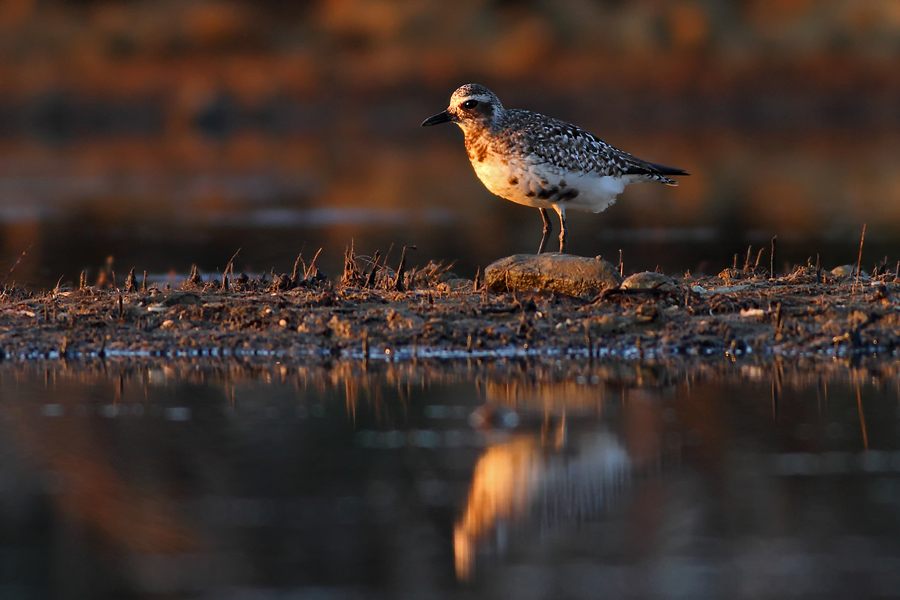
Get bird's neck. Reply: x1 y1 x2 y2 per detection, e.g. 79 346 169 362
462 127 492 164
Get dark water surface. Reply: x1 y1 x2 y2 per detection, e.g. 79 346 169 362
2 359 899 599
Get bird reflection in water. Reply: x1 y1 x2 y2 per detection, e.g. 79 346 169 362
454 414 631 581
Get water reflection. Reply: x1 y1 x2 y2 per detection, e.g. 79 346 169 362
1 359 900 597
454 430 631 581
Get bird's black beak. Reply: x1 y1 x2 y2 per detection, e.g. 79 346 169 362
421 110 454 126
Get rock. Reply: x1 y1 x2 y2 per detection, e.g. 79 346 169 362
439 278 472 292
621 272 677 292
739 308 766 320
691 284 749 296
484 254 622 296
831 265 870 279
150 292 203 307
831 265 855 277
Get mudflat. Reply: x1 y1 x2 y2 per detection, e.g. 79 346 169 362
0 252 897 366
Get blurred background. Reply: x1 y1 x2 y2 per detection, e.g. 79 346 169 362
1 0 900 287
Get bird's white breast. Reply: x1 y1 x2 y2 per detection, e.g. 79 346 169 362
471 150 634 214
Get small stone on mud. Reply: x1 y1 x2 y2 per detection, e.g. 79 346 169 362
831 265 871 280
440 278 472 292
484 254 622 296
831 265 855 277
157 292 203 307
692 283 749 296
621 272 677 292
740 308 767 320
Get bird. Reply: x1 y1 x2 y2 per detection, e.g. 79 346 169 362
422 84 688 254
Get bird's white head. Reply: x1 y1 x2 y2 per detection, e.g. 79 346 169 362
422 83 503 133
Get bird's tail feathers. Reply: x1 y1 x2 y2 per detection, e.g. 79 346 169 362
648 162 689 178
624 159 689 183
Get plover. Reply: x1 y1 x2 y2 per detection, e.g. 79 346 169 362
422 83 688 254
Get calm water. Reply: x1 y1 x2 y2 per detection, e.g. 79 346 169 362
2 359 899 599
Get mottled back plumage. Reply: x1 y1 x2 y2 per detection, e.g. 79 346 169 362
422 83 688 254
497 110 682 184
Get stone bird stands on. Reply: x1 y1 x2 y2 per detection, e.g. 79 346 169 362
484 254 622 296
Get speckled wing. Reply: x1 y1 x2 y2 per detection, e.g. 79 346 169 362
501 110 686 184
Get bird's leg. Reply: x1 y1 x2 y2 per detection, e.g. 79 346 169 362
537 208 552 254
555 206 567 253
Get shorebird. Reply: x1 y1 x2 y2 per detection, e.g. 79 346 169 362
422 84 688 254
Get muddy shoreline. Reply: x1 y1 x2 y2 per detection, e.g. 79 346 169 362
0 254 897 369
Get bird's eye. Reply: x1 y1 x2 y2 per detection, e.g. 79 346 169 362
462 100 479 109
